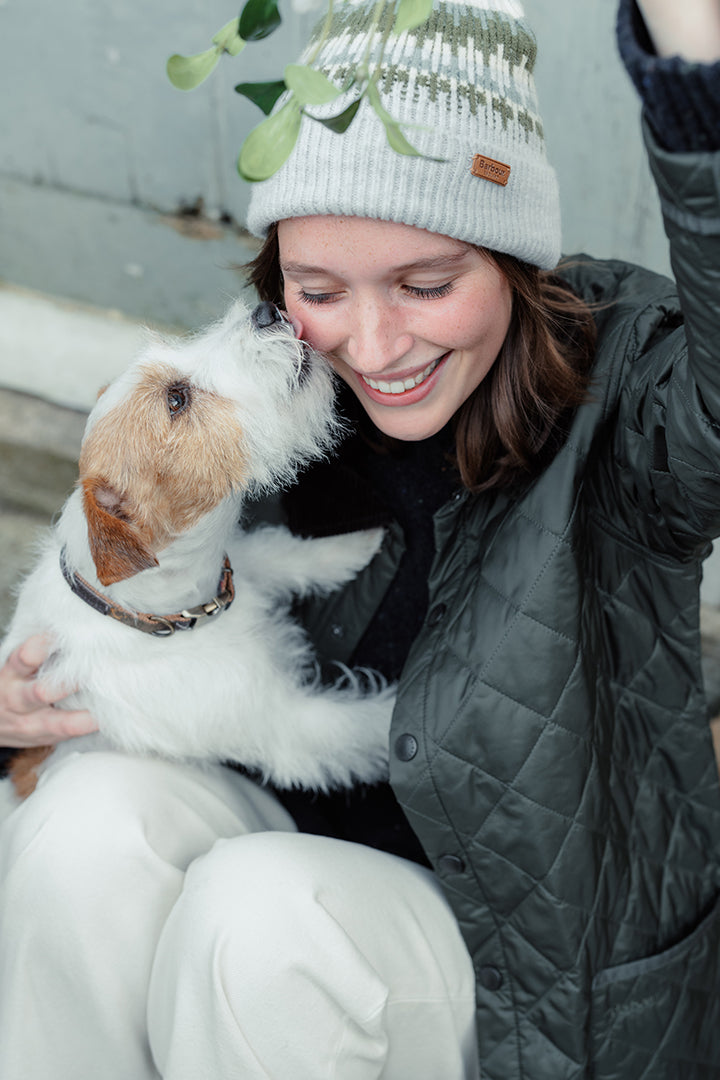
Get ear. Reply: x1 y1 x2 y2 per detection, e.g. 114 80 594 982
81 477 158 585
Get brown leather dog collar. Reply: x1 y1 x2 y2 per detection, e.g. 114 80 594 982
59 548 235 636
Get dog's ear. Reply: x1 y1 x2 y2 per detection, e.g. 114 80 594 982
82 477 158 585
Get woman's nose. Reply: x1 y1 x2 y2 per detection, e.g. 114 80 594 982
346 302 413 371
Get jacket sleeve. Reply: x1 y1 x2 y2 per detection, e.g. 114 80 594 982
639 121 720 540
598 2 720 551
605 122 720 554
599 2 720 551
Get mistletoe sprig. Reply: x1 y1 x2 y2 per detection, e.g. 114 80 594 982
167 0 436 182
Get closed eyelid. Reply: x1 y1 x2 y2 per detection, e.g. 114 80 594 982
282 265 342 287
403 281 454 298
292 279 456 306
296 288 342 306
285 275 343 299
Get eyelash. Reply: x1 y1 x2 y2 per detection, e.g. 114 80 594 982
297 290 336 306
296 282 454 306
404 282 454 300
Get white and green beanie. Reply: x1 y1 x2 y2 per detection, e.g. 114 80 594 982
246 0 561 269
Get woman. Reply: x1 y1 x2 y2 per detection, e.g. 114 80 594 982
1 0 719 1077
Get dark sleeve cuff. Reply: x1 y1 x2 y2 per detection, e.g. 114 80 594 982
616 0 720 153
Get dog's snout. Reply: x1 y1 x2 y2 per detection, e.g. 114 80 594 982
251 302 284 330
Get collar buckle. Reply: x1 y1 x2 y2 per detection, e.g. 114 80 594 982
60 550 235 637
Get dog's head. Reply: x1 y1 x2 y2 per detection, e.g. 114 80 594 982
78 299 338 585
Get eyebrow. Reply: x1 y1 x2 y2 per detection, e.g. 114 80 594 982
280 250 472 276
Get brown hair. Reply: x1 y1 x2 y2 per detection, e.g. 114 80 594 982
246 224 596 492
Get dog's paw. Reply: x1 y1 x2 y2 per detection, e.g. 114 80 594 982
334 527 386 573
288 527 385 594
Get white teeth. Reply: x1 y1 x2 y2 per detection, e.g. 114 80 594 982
362 357 441 395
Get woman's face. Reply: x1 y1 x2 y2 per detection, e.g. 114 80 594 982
278 215 513 442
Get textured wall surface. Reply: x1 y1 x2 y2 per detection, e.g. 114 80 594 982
531 0 669 275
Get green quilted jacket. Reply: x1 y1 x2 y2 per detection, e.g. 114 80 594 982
277 128 720 1077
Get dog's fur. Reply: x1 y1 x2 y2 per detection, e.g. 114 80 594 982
0 300 394 816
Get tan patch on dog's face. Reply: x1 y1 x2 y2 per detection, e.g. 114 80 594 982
79 363 248 567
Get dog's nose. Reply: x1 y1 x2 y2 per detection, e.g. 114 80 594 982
251 302 283 329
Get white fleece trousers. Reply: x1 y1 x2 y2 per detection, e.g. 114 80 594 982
0 751 478 1079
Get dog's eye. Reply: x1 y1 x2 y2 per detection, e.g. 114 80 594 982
167 384 191 416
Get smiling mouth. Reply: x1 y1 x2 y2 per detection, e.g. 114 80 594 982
360 355 446 395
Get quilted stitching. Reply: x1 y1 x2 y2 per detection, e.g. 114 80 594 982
389 244 720 1076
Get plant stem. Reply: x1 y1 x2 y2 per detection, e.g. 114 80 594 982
307 0 336 64
360 0 393 69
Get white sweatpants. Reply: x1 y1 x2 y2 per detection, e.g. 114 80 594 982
0 750 478 1079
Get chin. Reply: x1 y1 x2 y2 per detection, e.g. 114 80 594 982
367 406 452 443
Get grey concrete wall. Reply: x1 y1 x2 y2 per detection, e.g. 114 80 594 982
531 0 669 276
0 0 669 339
0 0 316 329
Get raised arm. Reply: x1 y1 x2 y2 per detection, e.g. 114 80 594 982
602 0 720 546
636 0 720 62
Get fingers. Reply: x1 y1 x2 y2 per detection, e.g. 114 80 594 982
4 638 71 716
5 634 52 678
9 669 75 716
0 636 99 748
0 706 98 749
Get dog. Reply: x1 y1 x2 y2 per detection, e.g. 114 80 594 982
0 299 394 816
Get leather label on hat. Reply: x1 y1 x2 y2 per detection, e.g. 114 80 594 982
471 154 511 186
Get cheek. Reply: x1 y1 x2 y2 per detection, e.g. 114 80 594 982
287 307 339 356
451 281 511 345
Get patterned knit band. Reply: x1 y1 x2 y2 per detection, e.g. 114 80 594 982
246 0 561 269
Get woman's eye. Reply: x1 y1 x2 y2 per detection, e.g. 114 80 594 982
297 289 338 306
404 282 454 300
167 384 191 416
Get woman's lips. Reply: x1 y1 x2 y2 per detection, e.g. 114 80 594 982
357 352 450 405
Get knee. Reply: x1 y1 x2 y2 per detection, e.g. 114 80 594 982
0 752 180 912
172 831 321 936
160 834 348 989
153 831 395 1051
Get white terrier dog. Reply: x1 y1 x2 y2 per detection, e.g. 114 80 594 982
0 299 393 812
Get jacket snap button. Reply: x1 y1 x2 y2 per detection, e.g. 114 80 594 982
437 853 465 874
478 965 503 992
330 623 344 639
427 603 447 627
395 734 418 761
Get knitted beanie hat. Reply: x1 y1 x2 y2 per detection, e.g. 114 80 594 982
246 0 561 269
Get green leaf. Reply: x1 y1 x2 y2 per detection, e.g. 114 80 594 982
394 0 434 35
309 97 362 134
212 17 245 56
366 81 422 157
239 0 281 42
167 47 221 91
235 79 287 115
382 119 423 157
238 99 302 181
284 64 341 106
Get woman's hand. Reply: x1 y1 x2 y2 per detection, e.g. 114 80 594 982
636 0 720 62
0 635 98 748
